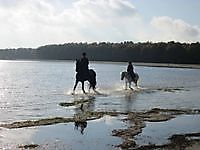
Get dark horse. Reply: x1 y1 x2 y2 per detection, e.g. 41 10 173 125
73 60 97 94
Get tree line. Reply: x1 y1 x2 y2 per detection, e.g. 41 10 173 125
0 41 199 64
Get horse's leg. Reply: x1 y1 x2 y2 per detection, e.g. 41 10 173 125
135 80 138 87
73 80 79 94
88 84 92 93
129 81 133 90
81 81 86 94
134 74 139 87
134 77 138 87
89 84 96 93
125 80 127 90
92 85 99 94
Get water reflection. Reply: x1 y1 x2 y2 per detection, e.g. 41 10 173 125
72 95 95 135
72 95 96 112
124 92 135 113
74 121 87 135
74 104 88 135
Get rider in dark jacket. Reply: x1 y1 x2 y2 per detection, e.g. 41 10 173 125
80 52 89 72
127 61 135 80
76 52 89 79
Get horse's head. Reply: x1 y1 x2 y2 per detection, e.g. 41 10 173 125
121 72 125 80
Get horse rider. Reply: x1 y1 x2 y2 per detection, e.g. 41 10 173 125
75 52 89 79
127 61 135 80
80 52 89 72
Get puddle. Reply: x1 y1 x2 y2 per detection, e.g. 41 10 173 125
0 116 126 150
134 114 200 146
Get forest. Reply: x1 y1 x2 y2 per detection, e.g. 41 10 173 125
0 41 199 64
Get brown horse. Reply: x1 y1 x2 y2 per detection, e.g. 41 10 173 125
73 60 97 94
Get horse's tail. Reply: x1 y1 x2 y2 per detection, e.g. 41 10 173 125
89 69 97 88
134 73 139 86
134 73 139 81
121 72 126 80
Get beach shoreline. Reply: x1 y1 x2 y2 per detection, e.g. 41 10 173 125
133 62 200 69
0 59 199 69
91 61 200 69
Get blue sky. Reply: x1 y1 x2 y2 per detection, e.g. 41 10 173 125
132 0 200 25
0 0 199 48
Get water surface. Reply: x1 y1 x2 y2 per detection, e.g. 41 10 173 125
0 116 126 149
0 60 200 148
135 115 200 145
0 60 200 122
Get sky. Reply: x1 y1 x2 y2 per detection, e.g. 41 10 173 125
0 0 199 48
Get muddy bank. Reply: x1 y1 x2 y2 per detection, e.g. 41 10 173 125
59 95 95 107
59 99 94 107
0 117 74 129
0 108 199 129
0 108 181 129
136 133 200 150
18 144 39 149
156 87 189 93
0 111 127 129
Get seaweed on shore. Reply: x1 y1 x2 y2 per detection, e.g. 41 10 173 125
59 99 91 107
0 111 127 129
134 133 200 150
0 117 74 129
157 87 189 93
59 96 95 107
18 144 39 149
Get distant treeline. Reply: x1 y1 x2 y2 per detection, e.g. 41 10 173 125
0 41 199 64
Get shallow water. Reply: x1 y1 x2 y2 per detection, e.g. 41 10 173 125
0 60 200 121
0 115 126 149
135 114 200 146
0 60 200 148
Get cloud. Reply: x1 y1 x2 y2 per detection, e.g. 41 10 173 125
0 0 60 48
71 0 139 40
0 0 138 48
0 0 199 48
150 16 200 42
